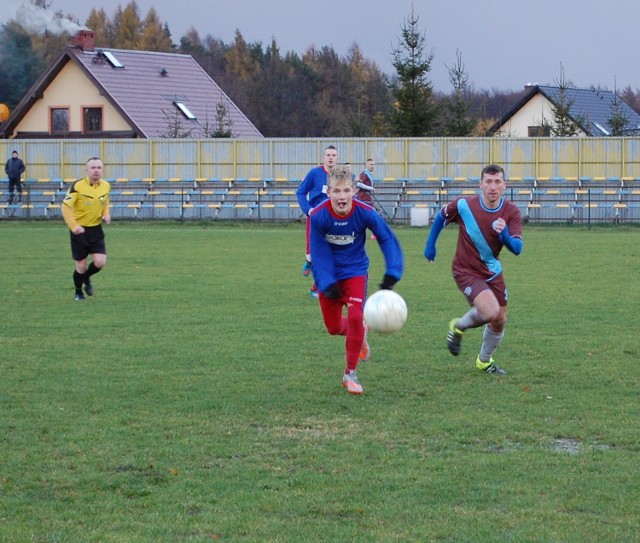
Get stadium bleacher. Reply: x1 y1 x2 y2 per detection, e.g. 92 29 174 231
1 176 636 224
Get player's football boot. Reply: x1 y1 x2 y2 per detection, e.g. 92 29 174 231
342 370 363 395
359 322 371 361
309 284 319 298
447 318 464 356
302 260 312 277
476 356 506 375
84 280 94 296
74 292 86 301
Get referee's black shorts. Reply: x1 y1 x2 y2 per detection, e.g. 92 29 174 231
70 225 106 261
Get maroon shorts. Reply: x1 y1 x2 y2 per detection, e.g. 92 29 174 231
453 271 508 306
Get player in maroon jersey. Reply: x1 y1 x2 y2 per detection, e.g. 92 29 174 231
424 165 523 375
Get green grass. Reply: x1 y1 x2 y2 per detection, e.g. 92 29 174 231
1 221 639 542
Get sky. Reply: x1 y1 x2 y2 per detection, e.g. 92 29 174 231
2 0 639 93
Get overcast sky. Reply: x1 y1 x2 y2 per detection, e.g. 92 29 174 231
2 0 639 93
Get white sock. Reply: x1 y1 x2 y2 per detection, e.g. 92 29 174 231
479 325 504 362
456 307 485 331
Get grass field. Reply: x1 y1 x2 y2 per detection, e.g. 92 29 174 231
1 221 639 542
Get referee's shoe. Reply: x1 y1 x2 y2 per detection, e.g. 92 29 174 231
84 280 94 296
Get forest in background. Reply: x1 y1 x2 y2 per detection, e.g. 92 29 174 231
1 0 640 138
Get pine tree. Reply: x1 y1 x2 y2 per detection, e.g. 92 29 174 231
607 84 630 136
444 49 477 136
550 65 582 136
389 7 440 136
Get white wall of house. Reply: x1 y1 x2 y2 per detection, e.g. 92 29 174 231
14 62 131 133
494 92 587 137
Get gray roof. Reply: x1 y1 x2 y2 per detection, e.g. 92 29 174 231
3 45 262 138
490 85 640 136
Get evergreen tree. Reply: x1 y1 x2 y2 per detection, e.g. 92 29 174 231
444 49 477 136
389 7 440 136
0 22 45 108
550 65 582 136
607 83 630 136
209 102 234 138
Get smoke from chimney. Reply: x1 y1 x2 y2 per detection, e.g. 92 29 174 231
14 0 88 35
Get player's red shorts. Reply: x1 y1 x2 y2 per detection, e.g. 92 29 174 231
453 271 508 306
318 275 367 312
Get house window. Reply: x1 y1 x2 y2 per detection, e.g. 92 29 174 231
528 125 551 137
83 107 103 132
51 108 69 133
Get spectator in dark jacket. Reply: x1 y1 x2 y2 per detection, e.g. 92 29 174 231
5 150 26 204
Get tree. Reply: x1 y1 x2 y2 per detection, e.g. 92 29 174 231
209 101 234 138
443 49 477 136
86 8 114 47
139 8 173 52
607 81 630 136
620 85 640 114
550 65 582 136
112 1 141 49
0 21 45 108
389 7 440 136
159 102 196 138
345 44 392 136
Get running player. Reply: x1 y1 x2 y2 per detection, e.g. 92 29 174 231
296 145 338 297
309 165 403 395
424 164 523 374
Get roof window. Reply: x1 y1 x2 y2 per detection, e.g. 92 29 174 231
100 50 124 69
174 101 196 120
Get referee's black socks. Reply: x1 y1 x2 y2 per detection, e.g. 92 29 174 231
73 271 84 292
85 262 102 279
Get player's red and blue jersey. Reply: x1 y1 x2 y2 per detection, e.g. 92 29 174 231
309 199 404 292
296 165 330 215
441 195 522 281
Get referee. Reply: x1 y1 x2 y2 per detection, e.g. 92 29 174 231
62 157 111 301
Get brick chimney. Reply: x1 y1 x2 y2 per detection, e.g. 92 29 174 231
72 30 95 51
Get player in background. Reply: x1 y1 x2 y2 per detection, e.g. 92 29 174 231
354 158 376 207
355 158 377 240
309 165 403 395
424 164 523 374
296 145 338 297
61 157 111 301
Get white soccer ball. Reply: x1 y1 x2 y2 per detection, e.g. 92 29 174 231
363 289 408 334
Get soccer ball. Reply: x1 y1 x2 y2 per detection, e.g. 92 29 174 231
363 289 408 334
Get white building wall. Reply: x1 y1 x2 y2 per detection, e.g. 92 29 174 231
495 92 586 137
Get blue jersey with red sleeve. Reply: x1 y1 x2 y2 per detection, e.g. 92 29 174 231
309 199 404 293
296 165 330 215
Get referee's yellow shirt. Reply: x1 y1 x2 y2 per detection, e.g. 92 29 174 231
62 177 111 230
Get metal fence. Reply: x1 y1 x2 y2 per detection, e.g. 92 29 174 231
2 137 640 180
2 137 640 224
